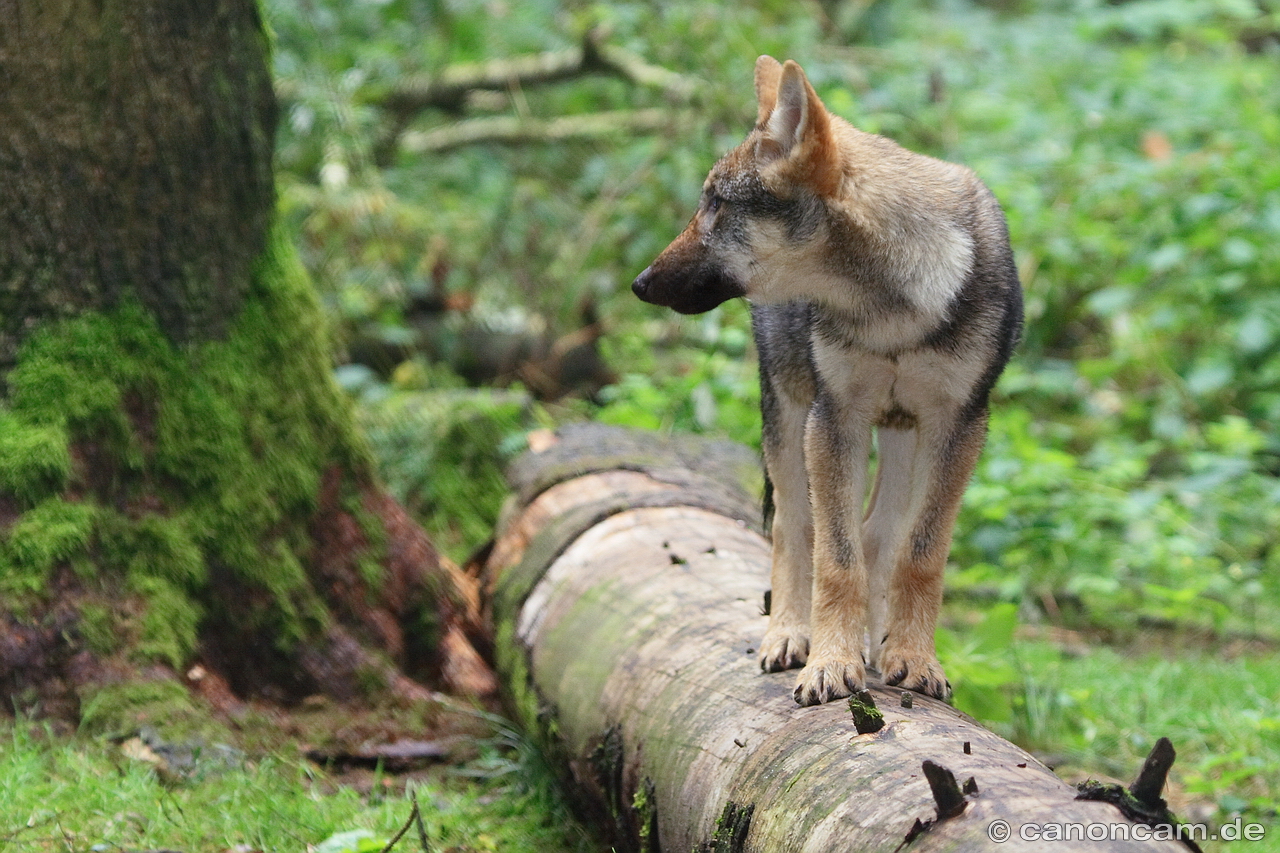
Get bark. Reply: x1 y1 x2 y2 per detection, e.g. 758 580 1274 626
0 0 275 364
484 424 1194 853
0 0 493 731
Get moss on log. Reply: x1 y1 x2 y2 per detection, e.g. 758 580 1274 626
485 424 1194 852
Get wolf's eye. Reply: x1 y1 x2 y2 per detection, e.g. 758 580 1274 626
706 193 722 214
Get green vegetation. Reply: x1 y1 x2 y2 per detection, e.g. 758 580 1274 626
1007 639 1280 817
267 0 1280 842
357 383 541 561
270 0 1280 634
0 720 593 852
0 225 371 698
5 0 1279 847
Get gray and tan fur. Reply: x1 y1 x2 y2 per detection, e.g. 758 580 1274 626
632 56 1022 706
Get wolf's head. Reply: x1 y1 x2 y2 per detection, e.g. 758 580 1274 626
631 56 844 314
634 56 981 333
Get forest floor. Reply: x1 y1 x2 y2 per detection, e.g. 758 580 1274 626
2 620 1276 852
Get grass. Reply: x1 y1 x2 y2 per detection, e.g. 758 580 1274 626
1005 637 1280 829
0 721 596 853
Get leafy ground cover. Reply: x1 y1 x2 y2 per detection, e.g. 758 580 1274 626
940 606 1280 830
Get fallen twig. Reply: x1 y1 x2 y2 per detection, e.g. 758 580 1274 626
380 794 426 853
399 108 691 154
379 27 697 116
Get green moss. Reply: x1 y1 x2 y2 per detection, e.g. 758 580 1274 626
0 412 71 504
94 511 205 589
356 555 386 592
702 801 754 853
633 777 659 853
77 679 207 738
847 690 885 735
77 602 121 656
1 220 377 676
129 576 203 670
355 661 390 696
247 541 329 647
1 498 97 591
350 493 389 594
495 619 538 732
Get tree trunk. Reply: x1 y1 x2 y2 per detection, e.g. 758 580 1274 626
0 0 493 732
483 424 1193 852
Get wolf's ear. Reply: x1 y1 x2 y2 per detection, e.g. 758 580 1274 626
756 60 841 197
754 55 783 126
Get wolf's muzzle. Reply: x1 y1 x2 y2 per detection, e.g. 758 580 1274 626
631 266 656 302
631 264 744 314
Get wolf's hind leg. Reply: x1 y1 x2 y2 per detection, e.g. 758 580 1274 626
863 427 917 673
878 411 989 700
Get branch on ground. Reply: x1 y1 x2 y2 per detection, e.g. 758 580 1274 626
379 27 698 116
399 108 693 154
354 29 698 162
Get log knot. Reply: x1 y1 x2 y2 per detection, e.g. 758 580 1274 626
1075 737 1203 852
847 689 885 734
923 759 970 820
897 760 980 850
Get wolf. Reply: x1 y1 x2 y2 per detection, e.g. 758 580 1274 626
631 56 1022 706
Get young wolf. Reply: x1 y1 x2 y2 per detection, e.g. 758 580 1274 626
632 56 1022 706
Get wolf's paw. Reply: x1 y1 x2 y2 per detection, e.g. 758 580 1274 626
792 657 865 706
758 626 809 673
879 648 951 701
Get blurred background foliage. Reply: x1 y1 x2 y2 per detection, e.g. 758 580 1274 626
264 0 1280 829
268 0 1280 632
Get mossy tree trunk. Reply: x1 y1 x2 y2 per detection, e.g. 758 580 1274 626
0 0 494 731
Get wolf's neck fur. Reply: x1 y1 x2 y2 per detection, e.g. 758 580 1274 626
807 124 978 351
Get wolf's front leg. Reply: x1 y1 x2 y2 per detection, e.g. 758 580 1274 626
757 379 814 673
792 395 872 706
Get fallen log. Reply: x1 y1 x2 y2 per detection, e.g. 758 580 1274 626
483 424 1195 852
